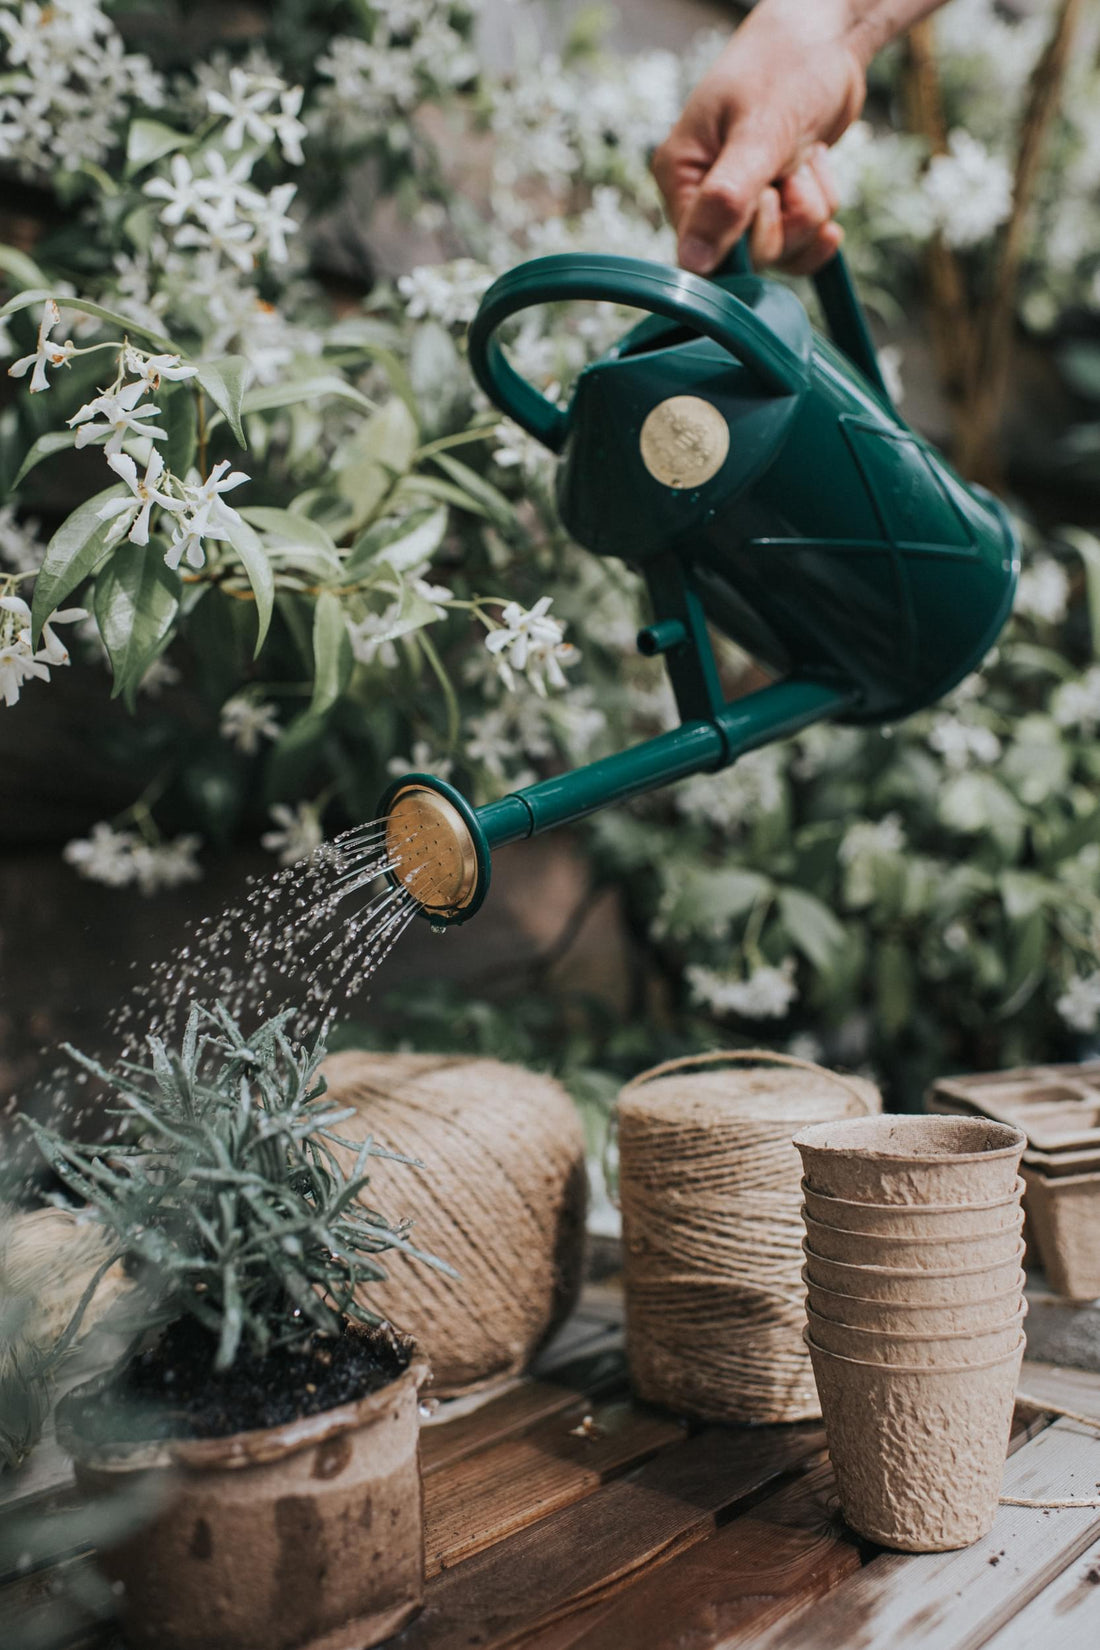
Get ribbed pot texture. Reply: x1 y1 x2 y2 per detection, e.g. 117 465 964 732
801 1179 1025 1237
806 1303 1026 1366
803 1273 1026 1334
802 1247 1025 1305
800 1212 1024 1271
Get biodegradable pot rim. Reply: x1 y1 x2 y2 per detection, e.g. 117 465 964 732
805 1301 1026 1346
800 1176 1025 1217
56 1352 431 1474
804 1326 1026 1375
793 1114 1026 1165
801 1237 1025 1281
801 1211 1024 1250
1022 1165 1100 1191
802 1268 1026 1315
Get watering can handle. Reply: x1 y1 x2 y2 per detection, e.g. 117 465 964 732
723 236 892 404
467 253 809 453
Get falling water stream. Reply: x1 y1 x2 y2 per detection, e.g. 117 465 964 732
17 819 445 1147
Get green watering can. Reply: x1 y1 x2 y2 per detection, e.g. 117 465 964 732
379 245 1019 924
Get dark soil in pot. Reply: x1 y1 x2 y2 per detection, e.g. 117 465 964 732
69 1317 414 1445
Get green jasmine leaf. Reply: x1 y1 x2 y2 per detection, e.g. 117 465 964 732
0 245 47 291
221 514 274 656
776 886 846 970
31 486 126 644
194 356 248 448
93 541 180 710
0 288 177 353
346 505 448 576
125 119 190 176
12 429 78 489
310 590 353 717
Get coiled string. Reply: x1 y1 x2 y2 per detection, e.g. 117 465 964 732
618 1050 880 1425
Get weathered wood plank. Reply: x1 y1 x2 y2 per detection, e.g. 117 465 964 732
751 1419 1100 1650
979 1535 1100 1650
392 1422 826 1650
1017 1359 1100 1423
421 1367 626 1480
423 1398 686 1576
518 1459 862 1650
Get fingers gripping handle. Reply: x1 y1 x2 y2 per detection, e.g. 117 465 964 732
467 253 809 452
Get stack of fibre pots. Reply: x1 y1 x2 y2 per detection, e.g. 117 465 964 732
795 1114 1028 1552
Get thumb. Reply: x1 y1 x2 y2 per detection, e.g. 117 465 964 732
677 126 791 276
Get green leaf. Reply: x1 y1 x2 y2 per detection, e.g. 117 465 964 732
194 356 248 448
126 119 190 176
310 590 353 717
221 514 274 656
394 473 494 519
0 245 47 290
240 507 339 556
93 542 180 709
238 375 375 419
161 382 197 479
0 288 177 353
875 938 913 1037
1062 529 1100 661
32 486 125 643
776 886 846 970
346 505 448 577
998 909 1047 1018
12 429 78 489
430 452 513 527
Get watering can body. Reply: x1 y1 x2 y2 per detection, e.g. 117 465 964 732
380 249 1019 923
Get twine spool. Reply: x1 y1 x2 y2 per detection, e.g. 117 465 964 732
322 1051 587 1396
618 1050 881 1424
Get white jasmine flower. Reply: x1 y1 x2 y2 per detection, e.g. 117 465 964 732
121 345 197 391
192 150 262 227
923 131 1013 250
205 66 282 148
0 595 84 705
675 747 784 830
220 693 280 754
7 298 75 393
68 379 165 455
686 958 799 1021
1056 972 1100 1035
270 87 307 165
387 740 453 780
397 259 493 327
261 801 324 865
346 604 400 669
144 153 208 226
130 834 203 895
1052 666 1100 733
838 813 906 865
167 460 249 571
98 450 180 547
943 921 969 953
138 655 180 696
63 822 139 888
1015 558 1070 626
484 596 578 695
0 504 43 573
247 182 298 264
928 714 1002 770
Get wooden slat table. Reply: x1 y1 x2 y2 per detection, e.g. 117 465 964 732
4 1282 1100 1649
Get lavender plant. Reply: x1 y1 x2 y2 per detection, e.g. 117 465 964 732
28 1002 449 1370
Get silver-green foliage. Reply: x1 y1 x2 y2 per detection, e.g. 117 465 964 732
29 1004 448 1370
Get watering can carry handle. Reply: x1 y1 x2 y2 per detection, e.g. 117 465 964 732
723 235 891 403
467 253 809 453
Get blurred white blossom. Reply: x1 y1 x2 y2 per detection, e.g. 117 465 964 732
262 802 324 866
686 959 799 1020
922 130 1013 249
220 695 281 755
1016 559 1070 625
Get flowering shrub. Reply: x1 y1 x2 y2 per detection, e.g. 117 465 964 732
2 0 1100 1099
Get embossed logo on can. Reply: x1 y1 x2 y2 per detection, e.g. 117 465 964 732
639 395 730 489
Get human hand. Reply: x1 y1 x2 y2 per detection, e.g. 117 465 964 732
654 0 869 276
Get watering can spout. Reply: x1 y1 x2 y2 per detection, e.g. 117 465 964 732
380 679 856 924
377 243 1019 926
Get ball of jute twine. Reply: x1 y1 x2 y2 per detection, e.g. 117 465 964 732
618 1049 881 1425
322 1051 587 1397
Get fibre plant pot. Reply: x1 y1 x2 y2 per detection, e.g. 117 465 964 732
802 1247 1025 1305
805 1302 1026 1366
803 1273 1026 1334
794 1116 1025 1206
801 1179 1025 1237
800 1211 1024 1271
806 1332 1024 1551
56 1354 430 1650
1022 1167 1100 1301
